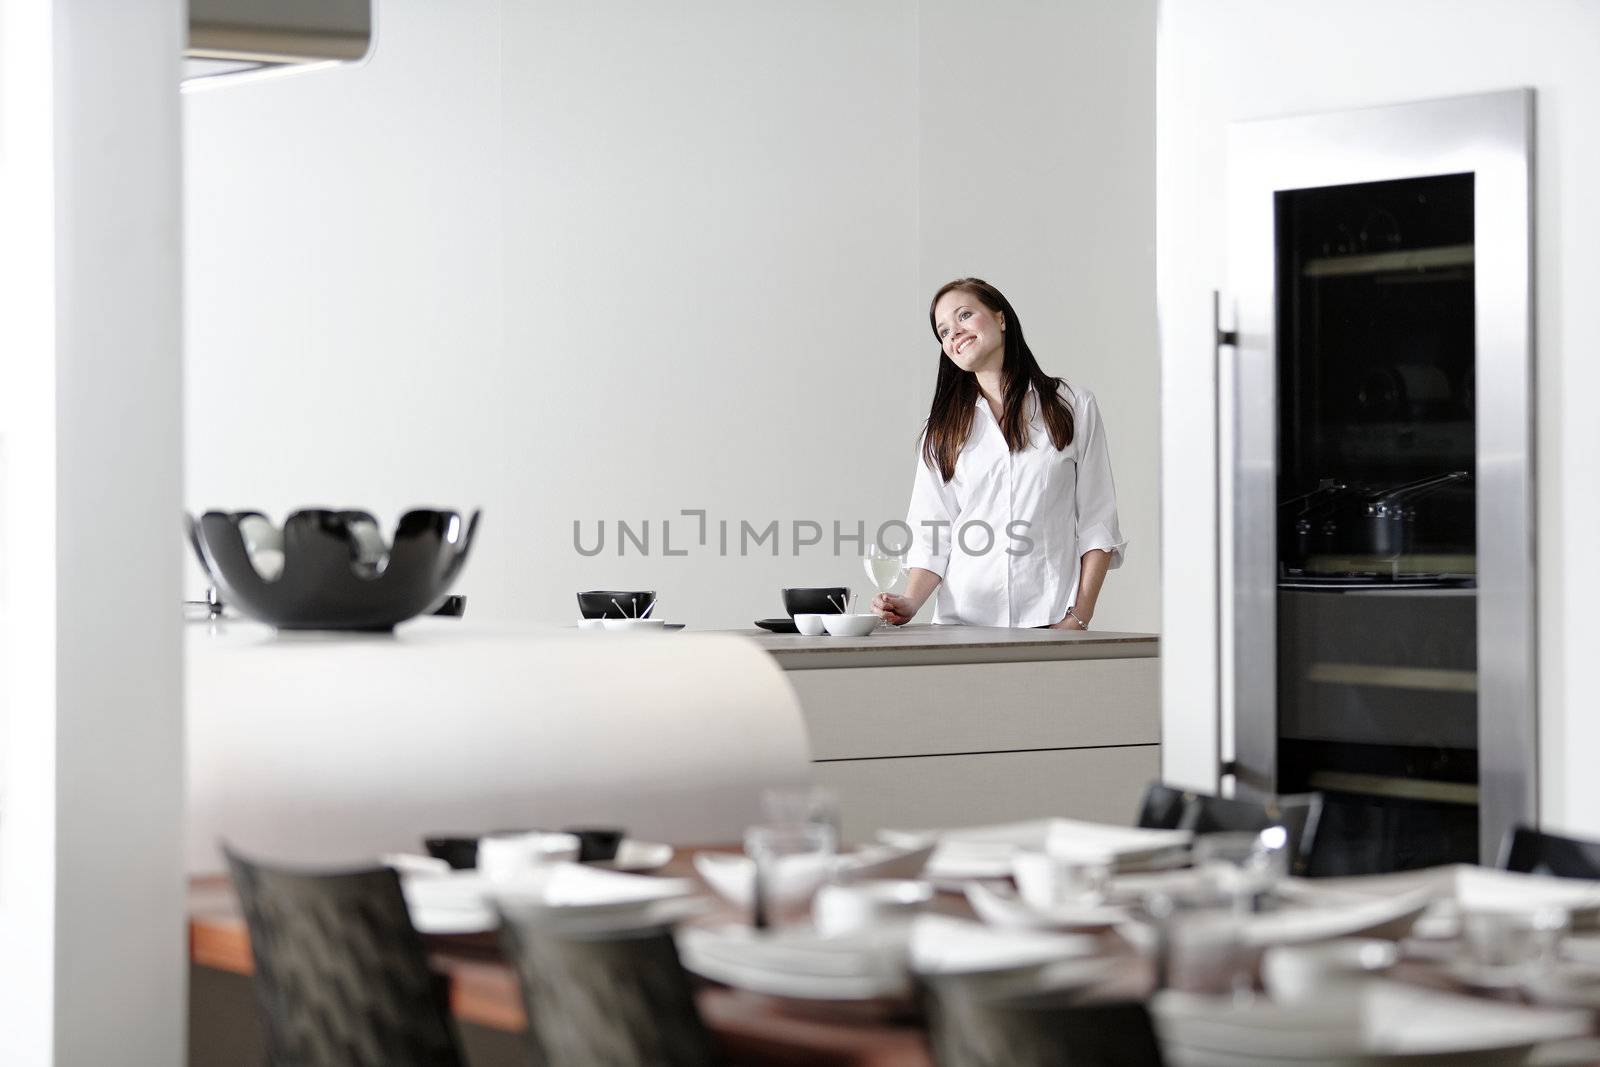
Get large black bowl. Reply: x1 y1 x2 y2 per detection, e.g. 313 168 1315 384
189 507 480 632
782 587 850 617
576 590 657 620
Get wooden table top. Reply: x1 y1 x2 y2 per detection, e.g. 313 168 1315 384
189 850 935 1067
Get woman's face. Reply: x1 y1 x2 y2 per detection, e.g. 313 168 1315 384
933 289 1005 373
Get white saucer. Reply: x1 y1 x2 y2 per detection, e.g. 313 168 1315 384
594 839 674 872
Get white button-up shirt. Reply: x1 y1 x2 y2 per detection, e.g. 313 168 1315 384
903 384 1126 628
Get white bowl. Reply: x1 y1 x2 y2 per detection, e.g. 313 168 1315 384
601 618 667 632
577 618 606 631
814 879 932 938
476 831 582 882
794 613 827 636
822 613 879 637
1261 938 1398 1004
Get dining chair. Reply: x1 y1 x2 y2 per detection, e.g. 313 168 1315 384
1182 792 1324 874
224 847 466 1067
922 974 1166 1067
1498 825 1600 878
495 903 721 1067
1135 782 1191 830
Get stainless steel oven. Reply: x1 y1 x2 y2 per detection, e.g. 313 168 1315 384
1222 90 1534 870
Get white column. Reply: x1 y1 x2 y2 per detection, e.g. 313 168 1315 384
0 1 185 1063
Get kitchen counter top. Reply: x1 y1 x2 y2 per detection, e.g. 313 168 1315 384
710 623 1158 670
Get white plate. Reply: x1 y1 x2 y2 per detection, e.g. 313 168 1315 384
594 839 674 873
677 923 912 1001
965 880 1129 931
908 914 1100 975
881 818 1192 881
1242 887 1434 948
402 862 695 934
1154 981 1589 1064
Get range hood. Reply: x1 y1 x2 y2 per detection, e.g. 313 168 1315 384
184 0 373 90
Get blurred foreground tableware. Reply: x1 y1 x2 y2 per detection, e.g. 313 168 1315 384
565 827 625 863
1014 846 1112 910
813 880 932 938
677 922 916 1001
743 822 835 929
761 784 842 849
594 839 674 873
1261 938 1398 1004
1153 980 1590 1066
966 880 1129 932
477 831 581 882
881 817 1192 883
188 507 480 632
401 863 699 936
677 914 1104 1003
1454 906 1569 989
694 842 932 911
424 835 482 870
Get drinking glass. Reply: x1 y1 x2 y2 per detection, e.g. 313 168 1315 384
744 822 835 930
1190 827 1291 998
1460 906 1568 986
1194 827 1290 907
759 785 842 854
862 543 906 594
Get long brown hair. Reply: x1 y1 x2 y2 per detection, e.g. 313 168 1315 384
920 278 1075 482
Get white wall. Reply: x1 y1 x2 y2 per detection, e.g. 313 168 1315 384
0 0 186 1062
185 0 1159 634
1157 0 1600 833
918 0 1158 634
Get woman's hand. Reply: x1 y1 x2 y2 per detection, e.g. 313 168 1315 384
1049 609 1089 630
872 592 918 626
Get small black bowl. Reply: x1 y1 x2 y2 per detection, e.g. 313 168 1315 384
188 507 479 632
564 827 625 863
577 590 657 620
782 587 850 617
423 836 481 870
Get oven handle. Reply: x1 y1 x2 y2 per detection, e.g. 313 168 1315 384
1213 290 1239 792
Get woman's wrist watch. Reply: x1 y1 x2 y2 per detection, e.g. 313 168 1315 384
1066 606 1090 630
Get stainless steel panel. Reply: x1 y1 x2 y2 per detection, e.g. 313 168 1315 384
1226 90 1535 861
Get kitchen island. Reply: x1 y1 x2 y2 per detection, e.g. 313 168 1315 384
718 624 1161 839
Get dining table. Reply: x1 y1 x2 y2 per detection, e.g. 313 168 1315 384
187 843 1600 1067
189 846 945 1067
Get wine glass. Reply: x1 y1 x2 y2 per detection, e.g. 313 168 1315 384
862 543 905 594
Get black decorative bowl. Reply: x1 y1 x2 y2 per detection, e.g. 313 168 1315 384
188 507 480 632
576 590 657 620
782 587 850 617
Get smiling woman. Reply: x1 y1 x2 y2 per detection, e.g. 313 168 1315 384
872 277 1126 630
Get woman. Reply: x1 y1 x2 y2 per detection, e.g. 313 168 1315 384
872 278 1124 629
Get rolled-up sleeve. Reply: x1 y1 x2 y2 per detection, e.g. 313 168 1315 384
904 445 960 577
1074 391 1127 569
